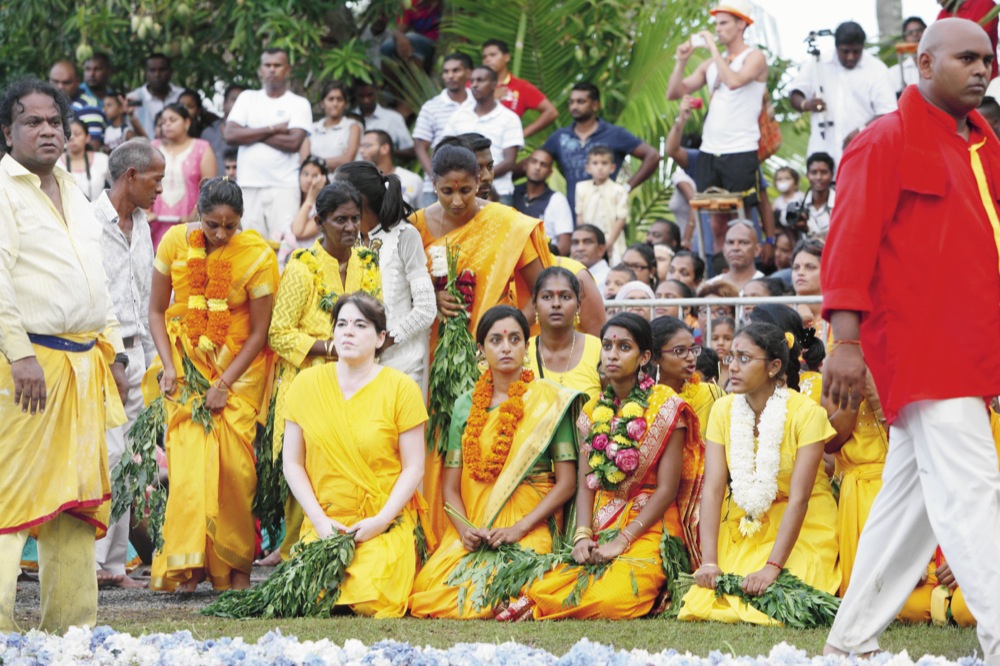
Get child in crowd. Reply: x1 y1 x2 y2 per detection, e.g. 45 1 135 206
223 147 238 180
576 145 629 264
102 92 141 151
710 316 735 390
603 264 636 300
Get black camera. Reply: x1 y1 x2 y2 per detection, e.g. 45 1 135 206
785 200 809 227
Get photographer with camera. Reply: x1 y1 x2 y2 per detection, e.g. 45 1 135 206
785 152 835 239
666 0 775 262
789 22 897 172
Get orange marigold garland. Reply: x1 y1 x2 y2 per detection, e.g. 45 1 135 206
185 230 233 352
462 368 534 483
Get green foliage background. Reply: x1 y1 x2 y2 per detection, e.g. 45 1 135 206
0 0 807 240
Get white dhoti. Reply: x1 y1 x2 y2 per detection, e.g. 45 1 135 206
827 397 1000 665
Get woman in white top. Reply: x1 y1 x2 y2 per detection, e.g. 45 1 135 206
334 161 436 394
64 119 110 201
302 81 362 171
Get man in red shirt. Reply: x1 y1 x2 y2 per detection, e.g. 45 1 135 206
481 39 559 137
822 19 1000 661
938 0 999 79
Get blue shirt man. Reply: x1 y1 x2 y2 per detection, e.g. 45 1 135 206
540 82 660 221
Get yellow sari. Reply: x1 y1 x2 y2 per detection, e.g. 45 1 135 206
409 379 583 618
268 241 364 559
833 397 888 594
285 365 429 617
148 224 278 591
526 385 701 619
411 203 553 541
678 390 840 624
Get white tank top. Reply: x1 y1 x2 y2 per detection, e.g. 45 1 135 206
701 48 766 156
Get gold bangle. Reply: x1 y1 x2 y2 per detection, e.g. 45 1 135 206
324 340 334 357
621 528 638 543
573 534 592 545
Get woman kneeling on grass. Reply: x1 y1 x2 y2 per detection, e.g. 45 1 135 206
678 322 841 624
409 305 584 619
511 313 702 620
281 293 428 617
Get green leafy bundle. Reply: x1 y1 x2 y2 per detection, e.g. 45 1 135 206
110 397 168 552
425 241 478 454
659 532 692 616
201 533 356 618
252 392 286 548
179 353 214 434
447 527 655 614
713 570 841 628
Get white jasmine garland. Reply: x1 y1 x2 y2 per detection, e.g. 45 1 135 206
728 386 790 537
428 245 448 278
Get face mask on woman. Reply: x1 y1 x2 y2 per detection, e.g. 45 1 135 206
775 179 793 194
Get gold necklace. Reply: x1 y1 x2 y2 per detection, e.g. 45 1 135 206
541 331 576 377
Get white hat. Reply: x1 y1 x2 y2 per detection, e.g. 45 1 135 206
710 0 754 26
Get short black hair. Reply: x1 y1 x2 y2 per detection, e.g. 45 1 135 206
364 128 394 150
262 47 289 59
670 250 705 283
587 145 614 160
572 82 601 104
224 84 246 100
573 224 606 246
806 151 835 173
437 132 492 153
834 21 866 46
902 16 926 34
146 52 171 67
86 52 111 67
980 96 1000 119
0 78 72 142
483 39 510 54
223 146 238 161
472 65 498 83
442 52 474 70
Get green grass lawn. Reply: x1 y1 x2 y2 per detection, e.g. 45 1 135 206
108 614 982 660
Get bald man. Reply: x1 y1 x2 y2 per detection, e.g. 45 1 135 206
822 19 1000 661
48 60 105 148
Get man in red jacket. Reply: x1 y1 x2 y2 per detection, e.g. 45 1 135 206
822 18 1000 662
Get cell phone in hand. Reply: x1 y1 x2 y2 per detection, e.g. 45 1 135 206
127 98 142 108
691 34 707 47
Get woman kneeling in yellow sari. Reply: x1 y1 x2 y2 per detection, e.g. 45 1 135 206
409 305 583 619
678 322 840 624
148 178 279 592
282 293 428 617
520 313 701 620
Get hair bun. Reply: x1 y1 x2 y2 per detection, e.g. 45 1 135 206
800 326 817 347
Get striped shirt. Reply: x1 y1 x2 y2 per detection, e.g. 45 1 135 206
413 89 475 192
91 191 155 358
0 156 122 362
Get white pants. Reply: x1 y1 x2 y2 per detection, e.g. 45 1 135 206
241 185 299 239
95 344 146 575
827 397 1000 664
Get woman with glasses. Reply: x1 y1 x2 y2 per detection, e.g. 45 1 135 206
678 322 840 624
748 304 826 405
516 313 703 619
621 243 658 289
526 267 602 400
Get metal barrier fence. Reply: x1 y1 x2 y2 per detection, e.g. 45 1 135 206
602 295 824 345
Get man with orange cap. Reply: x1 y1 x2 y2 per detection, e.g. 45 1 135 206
666 1 774 259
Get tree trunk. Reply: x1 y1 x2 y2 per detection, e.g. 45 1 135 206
876 0 904 40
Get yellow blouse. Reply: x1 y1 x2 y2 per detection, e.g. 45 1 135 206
268 241 340 368
526 334 602 400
